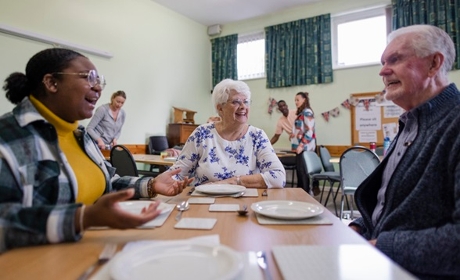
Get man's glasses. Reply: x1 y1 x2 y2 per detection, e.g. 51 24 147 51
53 70 106 90
227 99 252 107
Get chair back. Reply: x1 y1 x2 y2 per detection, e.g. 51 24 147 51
319 145 335 172
148 136 169 155
302 151 323 175
110 145 139 177
339 146 380 189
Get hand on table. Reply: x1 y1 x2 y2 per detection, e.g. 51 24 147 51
84 189 161 230
154 168 193 196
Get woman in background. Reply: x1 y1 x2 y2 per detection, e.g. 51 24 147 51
0 48 190 252
292 92 317 194
170 79 285 188
87 90 126 150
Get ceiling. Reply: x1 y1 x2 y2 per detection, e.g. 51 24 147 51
150 0 322 26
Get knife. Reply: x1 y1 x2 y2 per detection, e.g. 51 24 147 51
256 251 273 280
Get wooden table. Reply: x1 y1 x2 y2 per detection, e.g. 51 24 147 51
0 188 409 279
132 154 175 166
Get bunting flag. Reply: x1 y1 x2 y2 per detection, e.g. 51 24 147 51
321 111 330 122
375 91 385 103
341 99 351 109
267 98 277 115
330 107 340 117
349 96 359 106
363 99 371 111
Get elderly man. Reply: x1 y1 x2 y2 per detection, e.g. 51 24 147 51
350 25 460 278
270 100 296 145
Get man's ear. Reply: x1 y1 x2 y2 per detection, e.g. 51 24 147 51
429 52 444 76
42 74 58 93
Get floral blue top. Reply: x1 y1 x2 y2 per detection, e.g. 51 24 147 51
170 123 286 188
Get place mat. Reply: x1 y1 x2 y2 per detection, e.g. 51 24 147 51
174 217 217 230
209 204 240 212
272 245 417 280
187 197 215 204
91 234 262 280
87 203 175 230
255 213 332 225
191 188 259 197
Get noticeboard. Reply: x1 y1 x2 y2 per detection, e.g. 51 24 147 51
350 92 404 146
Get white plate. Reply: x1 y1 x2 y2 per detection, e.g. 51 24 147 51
118 201 170 215
195 184 246 195
163 156 177 162
251 200 323 220
110 242 244 280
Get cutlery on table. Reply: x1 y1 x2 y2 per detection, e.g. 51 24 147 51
256 251 273 280
77 243 117 280
175 201 190 221
262 190 268 196
187 187 195 195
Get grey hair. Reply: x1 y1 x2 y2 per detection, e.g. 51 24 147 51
388 24 455 77
211 79 251 113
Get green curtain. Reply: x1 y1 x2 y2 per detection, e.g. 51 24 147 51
265 13 332 88
211 34 238 87
392 0 460 70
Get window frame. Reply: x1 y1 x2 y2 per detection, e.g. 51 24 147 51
331 6 391 70
237 31 266 81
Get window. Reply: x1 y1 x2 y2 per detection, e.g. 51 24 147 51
237 31 265 80
332 6 391 69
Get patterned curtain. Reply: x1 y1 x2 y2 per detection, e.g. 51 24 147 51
265 13 332 88
211 34 238 87
392 0 460 70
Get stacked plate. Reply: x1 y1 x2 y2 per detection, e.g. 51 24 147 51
195 184 246 195
109 242 243 280
251 200 323 220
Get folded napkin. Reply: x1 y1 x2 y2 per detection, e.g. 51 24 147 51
255 213 332 225
90 235 262 280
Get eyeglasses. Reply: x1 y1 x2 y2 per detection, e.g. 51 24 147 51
53 70 106 90
227 99 252 107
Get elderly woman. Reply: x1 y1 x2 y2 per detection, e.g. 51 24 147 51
0 48 190 252
170 79 285 188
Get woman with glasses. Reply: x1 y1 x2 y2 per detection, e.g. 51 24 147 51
169 79 285 188
0 48 191 252
291 92 317 195
87 90 127 150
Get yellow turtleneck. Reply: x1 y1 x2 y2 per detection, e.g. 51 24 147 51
30 95 105 205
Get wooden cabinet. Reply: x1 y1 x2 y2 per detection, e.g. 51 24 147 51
167 123 199 146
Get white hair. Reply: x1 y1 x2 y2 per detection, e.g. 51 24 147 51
211 79 251 113
388 25 455 77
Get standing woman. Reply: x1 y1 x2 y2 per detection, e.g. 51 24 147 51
87 90 126 150
292 92 317 194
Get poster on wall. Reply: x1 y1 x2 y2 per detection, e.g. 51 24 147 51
384 105 405 118
359 130 378 143
355 100 381 131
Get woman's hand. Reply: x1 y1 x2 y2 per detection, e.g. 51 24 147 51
154 168 193 196
296 145 303 154
83 189 161 229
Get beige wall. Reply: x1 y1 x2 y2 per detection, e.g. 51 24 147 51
0 0 214 144
1 0 459 148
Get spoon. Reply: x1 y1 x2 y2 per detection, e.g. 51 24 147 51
175 201 190 221
211 191 245 198
237 205 248 216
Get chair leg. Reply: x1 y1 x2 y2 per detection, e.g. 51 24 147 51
340 193 345 220
319 180 326 203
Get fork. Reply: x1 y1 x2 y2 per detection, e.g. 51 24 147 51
77 243 117 280
256 251 273 280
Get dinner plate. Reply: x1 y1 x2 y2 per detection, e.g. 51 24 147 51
118 201 171 215
195 184 246 195
109 242 244 280
251 200 323 220
163 156 177 162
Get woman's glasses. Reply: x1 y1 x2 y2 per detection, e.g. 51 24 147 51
227 99 252 107
53 70 106 90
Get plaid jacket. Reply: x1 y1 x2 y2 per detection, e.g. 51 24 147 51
0 97 150 252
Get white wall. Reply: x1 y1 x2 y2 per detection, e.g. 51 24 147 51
220 0 460 148
0 0 214 144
